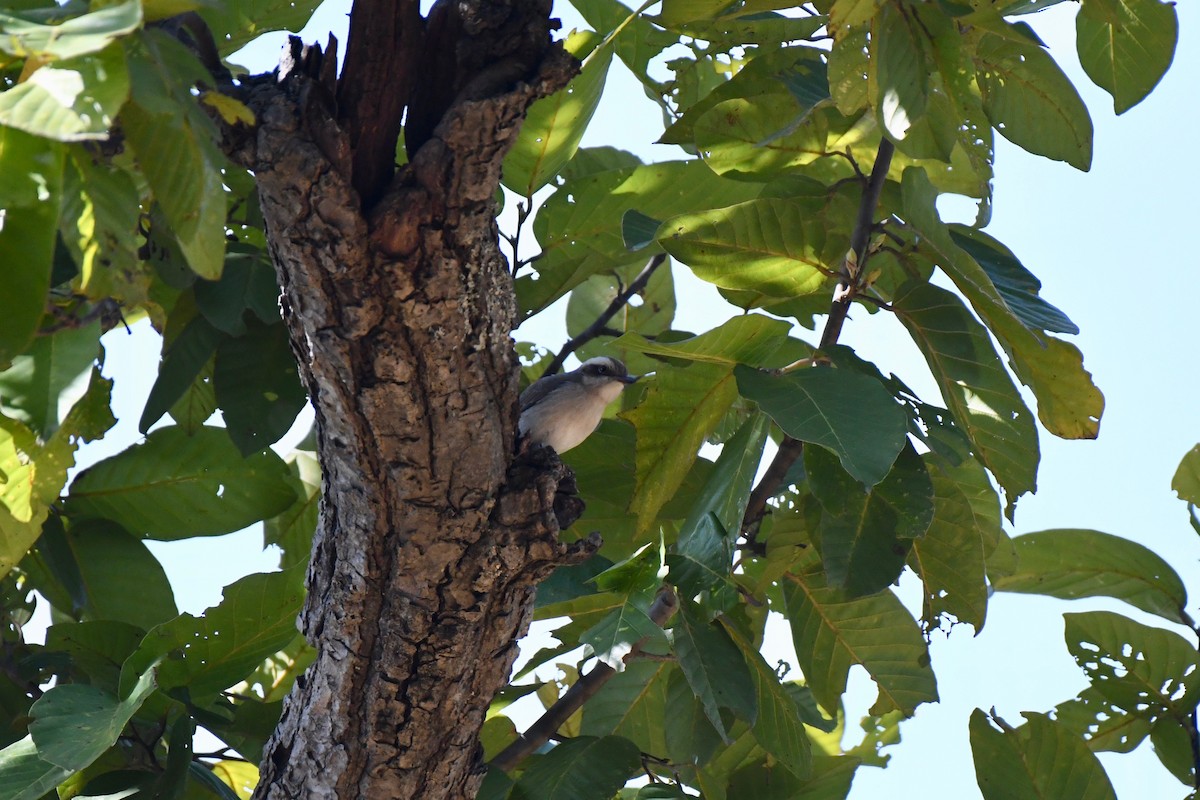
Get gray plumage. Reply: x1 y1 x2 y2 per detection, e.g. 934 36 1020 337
519 356 638 453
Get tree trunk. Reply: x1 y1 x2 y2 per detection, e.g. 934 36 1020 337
216 2 586 796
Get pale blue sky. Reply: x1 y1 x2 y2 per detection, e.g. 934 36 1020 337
40 2 1200 798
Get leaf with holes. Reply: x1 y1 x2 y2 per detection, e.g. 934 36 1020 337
782 562 936 716
993 530 1188 625
504 30 611 196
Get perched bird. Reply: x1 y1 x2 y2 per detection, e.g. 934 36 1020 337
519 356 640 453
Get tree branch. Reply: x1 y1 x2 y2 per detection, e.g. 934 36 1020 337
819 138 895 350
489 588 678 772
740 138 896 551
541 254 667 378
337 0 423 209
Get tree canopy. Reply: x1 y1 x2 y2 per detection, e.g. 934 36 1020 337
0 0 1193 799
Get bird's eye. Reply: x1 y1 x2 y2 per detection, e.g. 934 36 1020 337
595 365 608 374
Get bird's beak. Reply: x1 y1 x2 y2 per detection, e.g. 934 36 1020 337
619 374 640 384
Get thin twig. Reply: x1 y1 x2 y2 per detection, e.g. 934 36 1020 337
541 254 667 377
490 588 678 772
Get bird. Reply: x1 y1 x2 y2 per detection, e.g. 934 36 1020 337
518 356 640 453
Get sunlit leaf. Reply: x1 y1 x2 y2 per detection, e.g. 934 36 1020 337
1076 0 1177 114
993 529 1188 625
974 30 1092 170
0 1 141 60
0 45 129 141
891 281 1038 509
504 30 610 196
623 363 738 530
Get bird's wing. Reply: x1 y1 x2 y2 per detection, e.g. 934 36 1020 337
520 373 571 411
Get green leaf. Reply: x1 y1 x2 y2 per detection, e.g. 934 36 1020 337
1076 0 1177 114
974 31 1092 170
0 369 113 578
735 364 908 489
0 321 100 438
0 736 72 800
44 620 144 692
725 756 859 800
194 256 281 336
656 198 838 298
570 0 679 96
0 1 142 60
61 146 146 306
67 426 298 539
907 453 999 632
28 662 157 771
581 602 667 668
57 519 179 630
123 43 227 281
830 0 883 28
518 159 762 316
0 127 63 365
615 315 791 367
669 414 768 594
782 567 936 716
805 441 932 596
513 735 640 800
948 227 1077 335
580 660 672 757
1063 611 1199 721
661 46 830 146
503 30 610 196
969 710 1117 800
901 169 1102 442
0 44 130 141
1054 685 1151 754
123 569 305 699
141 316 227 433
891 281 1038 507
721 619 811 779
623 362 739 530
199 0 323 57
993 529 1188 625
873 2 929 141
828 26 870 115
673 601 757 741
214 321 307 455
1149 716 1194 787
1171 444 1200 505
665 668 723 767
263 451 319 575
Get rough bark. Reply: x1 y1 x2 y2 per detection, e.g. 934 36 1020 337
215 2 585 797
